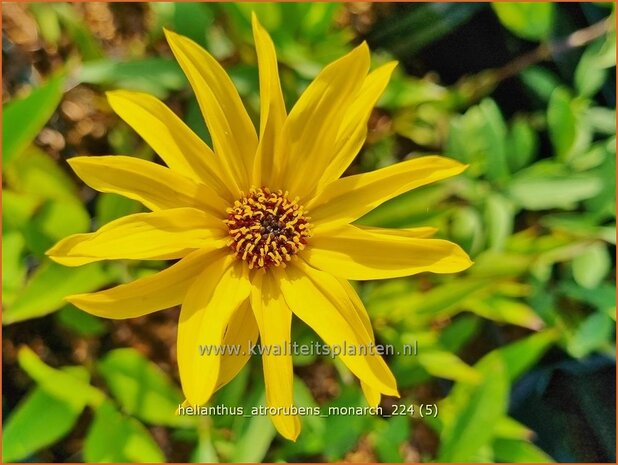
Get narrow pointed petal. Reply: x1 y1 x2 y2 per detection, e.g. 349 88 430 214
361 381 382 408
178 256 251 406
339 278 382 407
165 29 257 193
357 225 438 239
319 62 398 187
66 249 213 319
281 43 370 198
308 156 467 231
251 271 300 441
304 224 473 280
47 208 227 266
251 13 287 187
68 156 227 215
280 262 398 396
215 300 259 391
106 90 230 198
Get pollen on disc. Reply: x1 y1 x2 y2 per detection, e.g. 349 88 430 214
224 187 312 269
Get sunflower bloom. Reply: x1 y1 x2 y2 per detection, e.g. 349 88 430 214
47 15 472 441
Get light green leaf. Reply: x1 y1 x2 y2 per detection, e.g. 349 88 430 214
4 260 112 325
438 355 509 461
17 346 104 407
2 367 89 462
494 438 554 462
98 348 192 427
467 297 544 330
572 242 610 289
494 416 534 440
567 312 614 358
485 193 514 251
2 230 27 306
492 3 554 40
547 88 591 162
231 390 276 462
84 401 165 462
418 350 481 383
2 74 65 165
507 117 538 171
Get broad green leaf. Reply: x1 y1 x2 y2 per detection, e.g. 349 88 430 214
567 312 614 358
507 117 538 171
520 66 562 102
485 193 514 251
2 366 90 463
231 390 276 462
491 330 558 382
5 146 79 203
438 355 509 461
575 33 616 97
508 165 603 210
417 350 480 383
4 261 112 324
2 190 41 229
79 58 187 98
84 401 165 462
572 242 610 289
492 3 554 40
494 416 534 440
17 346 104 407
2 230 27 306
95 193 143 226
98 348 192 427
374 415 409 462
2 74 65 165
493 438 554 462
467 297 544 330
547 88 591 163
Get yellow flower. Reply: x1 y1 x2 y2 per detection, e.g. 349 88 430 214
47 15 472 441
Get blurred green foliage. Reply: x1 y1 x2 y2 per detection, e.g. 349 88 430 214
2 2 616 463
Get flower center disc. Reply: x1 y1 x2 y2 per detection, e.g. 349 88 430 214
225 187 311 269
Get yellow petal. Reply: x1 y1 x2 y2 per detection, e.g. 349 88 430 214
304 224 473 280
165 29 257 193
361 381 382 408
251 271 300 441
66 248 213 319
215 300 259 391
339 278 383 407
319 62 398 187
280 261 398 396
251 13 287 187
308 156 467 231
178 256 250 406
281 43 370 198
106 90 230 198
357 225 438 239
68 156 227 215
47 208 227 266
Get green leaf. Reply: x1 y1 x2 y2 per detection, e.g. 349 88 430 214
84 401 165 462
2 367 89 462
467 297 544 330
507 117 538 171
491 330 558 382
547 88 592 163
493 438 554 462
2 74 65 165
231 390 276 462
79 58 187 98
438 355 509 461
4 261 112 325
374 415 409 462
492 3 554 40
95 193 143 225
417 350 481 383
567 312 614 358
5 146 79 203
508 163 603 210
56 305 107 336
2 230 27 306
485 193 514 251
572 242 610 289
575 34 616 97
18 346 104 407
98 348 192 427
